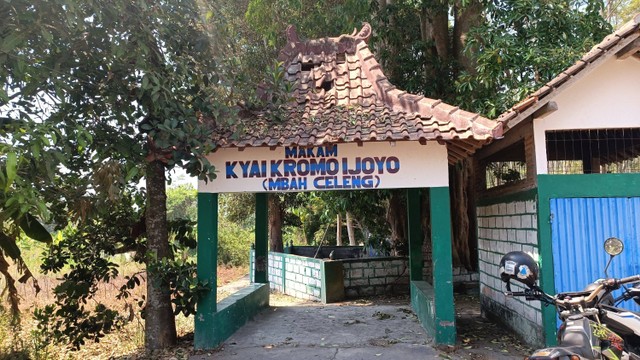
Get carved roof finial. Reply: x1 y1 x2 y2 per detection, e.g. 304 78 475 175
355 23 372 42
286 25 300 44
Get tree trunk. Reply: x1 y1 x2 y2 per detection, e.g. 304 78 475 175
431 7 449 60
386 190 407 256
346 212 356 245
144 160 177 350
268 194 284 252
420 191 432 282
449 160 475 269
453 0 483 76
336 213 343 246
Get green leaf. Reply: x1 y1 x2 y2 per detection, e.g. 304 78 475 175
0 231 21 260
125 167 139 182
0 88 9 104
0 32 23 53
18 213 52 243
5 151 17 191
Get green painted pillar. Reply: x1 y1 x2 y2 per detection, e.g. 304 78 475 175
429 186 456 344
407 188 423 281
194 192 218 349
254 193 268 283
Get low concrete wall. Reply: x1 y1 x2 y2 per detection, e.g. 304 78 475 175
251 250 324 301
411 281 436 337
206 283 269 348
342 257 409 298
250 251 408 302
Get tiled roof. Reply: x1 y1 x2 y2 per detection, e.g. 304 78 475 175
213 23 502 164
497 14 640 130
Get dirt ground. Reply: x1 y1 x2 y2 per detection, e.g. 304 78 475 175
450 293 533 359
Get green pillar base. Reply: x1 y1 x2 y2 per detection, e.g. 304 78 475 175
195 192 219 348
429 186 456 345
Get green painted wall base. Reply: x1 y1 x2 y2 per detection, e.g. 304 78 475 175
411 281 435 337
194 283 269 350
411 280 455 344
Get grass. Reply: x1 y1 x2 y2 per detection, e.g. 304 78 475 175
0 258 248 360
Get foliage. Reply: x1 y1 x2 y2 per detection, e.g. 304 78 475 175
218 219 254 267
456 0 612 117
246 0 371 48
371 0 455 98
603 0 640 26
167 184 198 222
219 193 256 229
1 0 234 349
146 256 210 317
33 196 208 350
33 303 126 351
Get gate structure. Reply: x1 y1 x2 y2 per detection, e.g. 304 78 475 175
194 23 502 349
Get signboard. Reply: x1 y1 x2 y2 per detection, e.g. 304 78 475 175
198 141 448 193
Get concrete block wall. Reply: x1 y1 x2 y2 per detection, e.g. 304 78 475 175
283 255 322 300
423 245 478 287
342 258 409 298
477 198 544 346
267 252 284 292
453 267 479 283
251 251 322 301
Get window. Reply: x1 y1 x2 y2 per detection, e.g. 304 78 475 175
546 128 640 174
484 141 527 189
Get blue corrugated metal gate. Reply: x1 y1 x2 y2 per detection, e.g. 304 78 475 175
550 197 640 313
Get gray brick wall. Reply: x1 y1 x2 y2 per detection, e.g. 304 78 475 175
342 258 409 298
453 267 479 283
477 199 543 336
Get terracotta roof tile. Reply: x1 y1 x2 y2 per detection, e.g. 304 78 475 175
497 13 640 129
213 23 503 162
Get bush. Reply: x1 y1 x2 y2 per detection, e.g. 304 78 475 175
217 219 254 267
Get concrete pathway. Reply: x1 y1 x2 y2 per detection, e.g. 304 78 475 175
191 288 529 360
191 298 446 360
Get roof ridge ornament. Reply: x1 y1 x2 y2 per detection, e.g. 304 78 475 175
286 24 300 44
355 23 372 42
285 23 372 46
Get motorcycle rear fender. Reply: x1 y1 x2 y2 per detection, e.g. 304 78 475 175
528 346 588 359
602 308 640 337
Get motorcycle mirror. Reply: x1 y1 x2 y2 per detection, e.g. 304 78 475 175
604 237 624 278
604 237 624 256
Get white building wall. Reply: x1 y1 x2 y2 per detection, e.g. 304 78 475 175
533 56 640 174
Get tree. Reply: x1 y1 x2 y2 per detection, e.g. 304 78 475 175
456 0 611 117
1 0 228 350
602 0 640 27
167 184 198 222
371 0 611 268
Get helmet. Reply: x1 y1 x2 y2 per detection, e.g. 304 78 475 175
499 251 539 288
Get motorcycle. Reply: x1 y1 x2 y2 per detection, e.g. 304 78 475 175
499 237 640 360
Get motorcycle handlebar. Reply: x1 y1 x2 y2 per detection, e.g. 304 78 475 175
616 275 640 286
504 275 640 307
558 275 640 307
